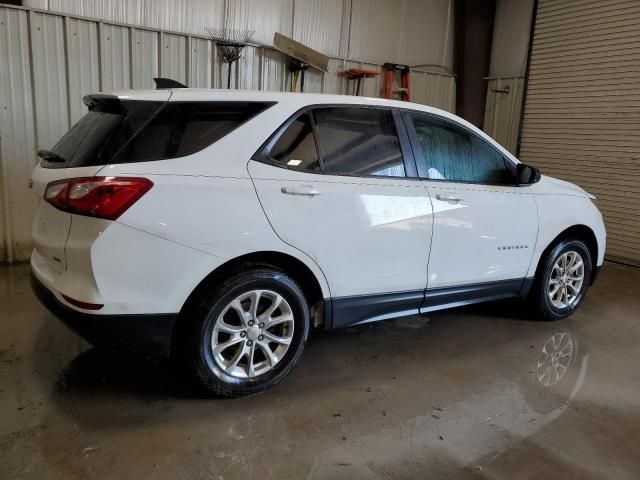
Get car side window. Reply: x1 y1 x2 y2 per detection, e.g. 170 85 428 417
109 102 272 164
266 112 321 171
312 107 405 177
410 113 513 185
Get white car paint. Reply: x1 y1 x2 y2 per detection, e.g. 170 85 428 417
249 161 433 298
423 180 538 289
526 176 606 278
30 89 606 323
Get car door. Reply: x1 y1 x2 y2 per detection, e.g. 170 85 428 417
248 106 433 328
403 111 538 300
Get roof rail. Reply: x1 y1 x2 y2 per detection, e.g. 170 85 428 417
153 77 188 89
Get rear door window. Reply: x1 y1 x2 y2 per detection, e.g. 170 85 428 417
263 112 321 171
259 106 406 177
43 100 273 168
313 107 405 177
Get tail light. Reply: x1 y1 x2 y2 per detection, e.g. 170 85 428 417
44 177 153 220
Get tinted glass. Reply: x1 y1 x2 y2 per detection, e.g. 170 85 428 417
266 112 320 171
411 114 513 184
312 107 405 177
112 102 271 164
44 101 272 168
46 101 162 168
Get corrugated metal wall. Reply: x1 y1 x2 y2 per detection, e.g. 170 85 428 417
520 0 640 265
0 3 456 263
24 0 455 67
483 0 533 154
0 7 38 263
483 77 525 154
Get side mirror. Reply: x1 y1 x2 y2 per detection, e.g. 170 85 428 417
516 163 541 185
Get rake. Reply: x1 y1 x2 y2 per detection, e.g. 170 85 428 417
207 28 255 89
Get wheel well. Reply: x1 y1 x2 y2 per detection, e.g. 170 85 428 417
172 251 326 355
536 225 598 278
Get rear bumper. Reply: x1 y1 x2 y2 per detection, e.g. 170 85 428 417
31 272 176 358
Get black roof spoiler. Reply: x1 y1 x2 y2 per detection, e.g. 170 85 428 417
153 77 187 89
82 94 124 111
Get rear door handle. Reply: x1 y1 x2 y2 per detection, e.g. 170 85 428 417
436 193 463 203
281 185 321 197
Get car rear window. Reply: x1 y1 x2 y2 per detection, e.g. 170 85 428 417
43 100 273 168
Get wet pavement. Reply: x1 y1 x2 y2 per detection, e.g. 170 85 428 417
1 262 639 479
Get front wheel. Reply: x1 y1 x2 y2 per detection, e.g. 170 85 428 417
187 268 310 397
529 239 593 321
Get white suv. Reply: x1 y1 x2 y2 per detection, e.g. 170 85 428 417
31 88 606 397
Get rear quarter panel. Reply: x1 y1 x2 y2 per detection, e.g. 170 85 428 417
97 172 332 307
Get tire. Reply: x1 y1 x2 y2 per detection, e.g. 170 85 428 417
529 238 593 321
186 268 310 397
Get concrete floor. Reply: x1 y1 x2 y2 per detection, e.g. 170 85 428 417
1 263 639 479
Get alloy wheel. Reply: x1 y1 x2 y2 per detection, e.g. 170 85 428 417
211 289 294 378
547 250 585 309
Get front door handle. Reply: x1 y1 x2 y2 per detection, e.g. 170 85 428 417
436 193 463 203
281 185 321 197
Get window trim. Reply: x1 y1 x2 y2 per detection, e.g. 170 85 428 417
252 104 419 180
401 110 521 187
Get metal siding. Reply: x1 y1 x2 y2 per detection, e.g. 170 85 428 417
141 0 225 35
190 37 212 88
323 58 345 95
131 28 158 89
237 45 261 90
224 0 293 46
410 71 456 113
100 24 130 90
161 33 187 84
262 48 287 92
398 0 454 69
520 0 640 264
0 8 38 262
66 17 100 123
46 0 143 25
348 0 402 64
29 12 69 144
410 72 430 106
212 44 224 89
292 0 347 58
483 77 525 154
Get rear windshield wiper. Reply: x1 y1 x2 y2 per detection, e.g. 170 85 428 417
38 149 67 163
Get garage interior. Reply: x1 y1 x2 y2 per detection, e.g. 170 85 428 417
1 0 639 478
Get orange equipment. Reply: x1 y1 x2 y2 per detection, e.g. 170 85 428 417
382 63 411 102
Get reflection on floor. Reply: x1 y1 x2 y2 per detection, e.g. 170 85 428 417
1 262 639 479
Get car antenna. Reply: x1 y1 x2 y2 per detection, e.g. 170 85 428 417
153 77 188 89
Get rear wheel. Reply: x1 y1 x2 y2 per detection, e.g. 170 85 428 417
529 239 592 321
187 268 310 397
